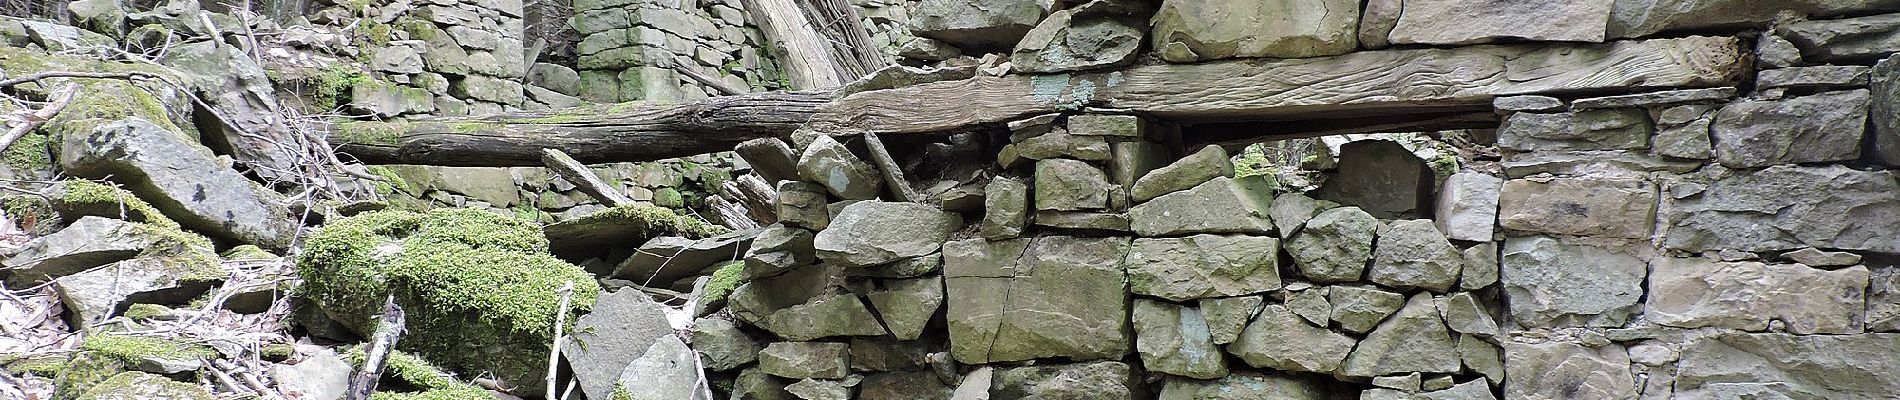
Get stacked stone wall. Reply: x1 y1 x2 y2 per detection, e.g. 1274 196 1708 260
569 0 783 102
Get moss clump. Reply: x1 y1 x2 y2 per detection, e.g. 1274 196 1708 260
610 385 634 400
78 334 215 365
700 261 744 305
1232 143 1271 179
345 348 461 390
221 245 278 260
56 180 179 230
77 371 215 399
314 66 370 111
4 132 50 170
300 208 601 390
369 386 492 400
332 119 407 146
121 303 172 321
260 343 296 362
506 114 591 124
3 355 67 377
1430 153 1461 182
1 194 58 235
585 204 728 239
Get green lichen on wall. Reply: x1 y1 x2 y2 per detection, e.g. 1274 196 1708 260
1232 143 1271 179
121 303 171 320
314 66 370 111
299 208 601 389
57 180 180 230
2 355 67 377
51 353 121 400
332 119 407 146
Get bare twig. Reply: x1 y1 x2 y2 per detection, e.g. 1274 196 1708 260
0 82 76 156
345 296 406 400
0 71 165 89
545 281 576 400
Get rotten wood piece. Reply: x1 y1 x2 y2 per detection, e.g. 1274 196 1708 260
808 36 1745 134
345 296 407 400
329 91 832 167
540 148 635 206
740 0 849 89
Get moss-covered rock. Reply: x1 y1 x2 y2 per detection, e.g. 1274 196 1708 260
220 245 278 261
74 371 215 400
300 208 601 392
51 335 214 400
46 180 179 230
0 194 60 235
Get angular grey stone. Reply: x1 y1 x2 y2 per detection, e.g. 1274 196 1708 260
1132 145 1233 203
1757 65 1871 89
980 176 1029 240
56 256 219 325
565 289 678 400
1460 243 1499 290
729 266 888 340
908 0 1048 51
1435 292 1500 337
1285 207 1377 282
271 349 351 400
1198 295 1263 345
1371 373 1420 392
449 74 526 105
1654 105 1715 159
1504 342 1635 399
1501 236 1647 327
1711 89 1868 168
1285 287 1330 326
1870 267 1900 332
528 63 582 96
897 37 962 61
1156 372 1329 400
1109 141 1171 189
1675 333 1900 399
1032 211 1130 231
525 85 583 108
991 361 1137 400
760 342 851 380
859 371 953 400
369 45 425 74
1876 54 1900 166
1269 192 1337 237
1457 335 1503 385
55 118 294 249
785 378 851 400
75 371 215 399
1569 87 1736 109
1386 0 1610 45
1068 114 1144 137
1129 176 1275 236
693 317 761 371
1781 247 1863 267
1149 0 1359 61
1126 234 1281 301
1647 258 1868 334
950 367 993 400
1608 0 1900 39
1131 299 1227 379
2 217 213 285
999 130 1111 168
1434 172 1501 242
865 275 944 341
613 336 700 400
797 135 883 200
1492 95 1563 112
1228 304 1355 373
1500 150 1702 178
1498 177 1656 239
1311 140 1432 219
814 201 961 267
1034 159 1110 211
1010 0 1150 73
943 236 1131 364
614 230 754 285
752 225 815 260
734 368 798 400
737 138 801 184
850 254 944 279
1783 13 1900 62
1661 165 1900 253
847 336 930 372
1498 108 1650 151
1368 220 1463 293
1328 285 1405 334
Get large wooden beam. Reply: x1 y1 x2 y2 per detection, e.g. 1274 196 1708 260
329 91 831 167
806 36 1745 134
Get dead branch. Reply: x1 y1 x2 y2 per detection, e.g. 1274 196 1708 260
540 148 633 206
345 295 406 400
0 83 78 153
545 281 576 400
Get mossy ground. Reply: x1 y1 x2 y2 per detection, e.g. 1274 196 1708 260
300 208 600 389
78 334 216 365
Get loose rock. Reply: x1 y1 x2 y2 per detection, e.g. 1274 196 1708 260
1285 207 1377 282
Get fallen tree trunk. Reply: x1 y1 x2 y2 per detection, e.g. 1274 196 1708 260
328 91 832 167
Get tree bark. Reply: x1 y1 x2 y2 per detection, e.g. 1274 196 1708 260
741 0 850 89
328 91 831 167
345 296 406 400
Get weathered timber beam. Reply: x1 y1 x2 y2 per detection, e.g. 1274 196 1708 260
328 91 832 167
807 36 1745 134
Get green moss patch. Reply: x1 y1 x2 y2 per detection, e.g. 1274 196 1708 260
55 180 180 230
220 245 278 260
700 261 743 305
300 208 600 389
4 132 50 171
78 334 215 365
369 385 492 400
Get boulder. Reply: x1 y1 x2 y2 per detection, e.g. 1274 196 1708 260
1710 89 1868 168
1010 0 1150 73
1156 373 1328 400
1131 300 1227 379
1131 145 1232 203
1661 165 1900 253
943 236 1131 364
1228 305 1356 373
1647 258 1868 334
1497 177 1656 239
814 201 961 267
1675 333 1900 398
760 342 851 380
1284 207 1377 282
1034 159 1111 211
349 80 435 118
67 0 127 38
2 216 213 285
1328 285 1404 334
565 289 679 400
57 256 221 325
613 336 700 400
865 275 945 340
778 181 832 230
797 135 883 200
908 0 1049 52
991 361 1138 400
1502 342 1636 400
693 318 762 372
1368 220 1462 293
528 63 582 96
1434 173 1501 242
1198 295 1263 345
1125 234 1281 301
1501 236 1647 327
55 117 295 249
736 138 802 184
1381 0 1610 45
1129 176 1274 236
1149 0 1359 61
979 176 1029 240
158 41 302 183
614 230 755 285
728 265 887 340
1311 140 1432 219
1498 108 1650 152
849 253 944 279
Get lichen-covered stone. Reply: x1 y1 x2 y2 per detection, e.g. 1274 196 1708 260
1457 335 1503 385
943 236 1131 364
1498 108 1651 151
1368 219 1462 293
1434 173 1501 242
1126 234 1280 301
908 0 1048 51
797 135 882 200
1034 159 1111 211
1498 177 1657 239
564 289 678 400
1198 295 1263 345
1436 292 1501 337
75 371 214 400
56 256 221 325
1010 0 1150 73
999 129 1111 168
1711 89 1868 168
613 336 700 400
814 201 961 267
692 317 761 372
1503 341 1635 400
1675 333 1900 398
1501 236 1646 327
1310 140 1432 219
2 216 214 286
1661 165 1900 253
1129 176 1274 236
1285 207 1377 282
1647 258 1868 334
1157 372 1328 400
56 117 295 249
1268 192 1337 237
1382 0 1610 45
1340 293 1460 377
614 230 755 286
1328 285 1404 334
1149 0 1359 61
759 342 851 380
866 275 945 341
1131 145 1233 203
980 176 1029 240
1227 305 1355 373
1131 299 1227 379
991 361 1138 400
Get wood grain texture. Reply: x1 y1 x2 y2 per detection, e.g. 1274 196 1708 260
330 91 831 167
811 36 1744 133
